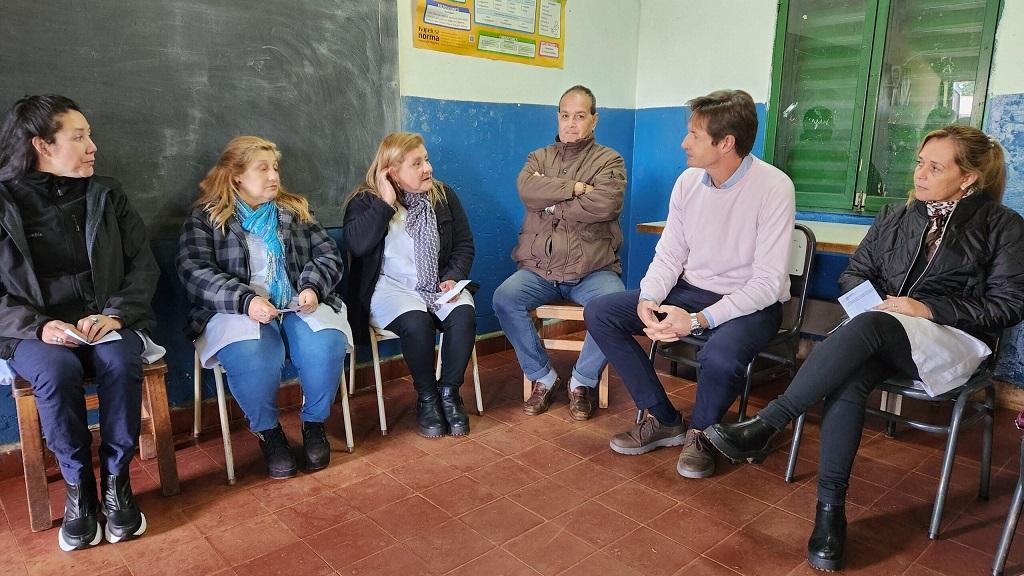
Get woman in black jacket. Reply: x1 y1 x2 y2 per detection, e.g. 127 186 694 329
704 125 1024 572
344 132 475 437
0 95 159 550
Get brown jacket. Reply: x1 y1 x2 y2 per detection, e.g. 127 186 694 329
512 135 626 282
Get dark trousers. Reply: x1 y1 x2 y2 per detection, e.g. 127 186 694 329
9 330 143 484
759 312 918 505
585 282 782 430
386 305 476 396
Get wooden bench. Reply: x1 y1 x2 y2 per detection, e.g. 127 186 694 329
13 359 179 532
524 304 610 409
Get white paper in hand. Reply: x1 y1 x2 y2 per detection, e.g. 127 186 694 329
64 328 123 345
837 280 883 319
437 280 471 304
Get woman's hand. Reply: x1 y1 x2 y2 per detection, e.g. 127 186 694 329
297 288 319 313
376 169 397 207
40 320 82 348
643 304 691 342
874 296 933 319
248 296 280 324
76 314 123 342
438 280 459 302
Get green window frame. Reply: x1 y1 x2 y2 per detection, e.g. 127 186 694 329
764 0 1002 213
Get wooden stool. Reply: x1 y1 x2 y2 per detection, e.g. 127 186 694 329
14 359 179 532
523 304 609 408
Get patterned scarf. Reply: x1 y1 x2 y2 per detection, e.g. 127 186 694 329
924 189 974 261
235 197 292 309
399 190 441 312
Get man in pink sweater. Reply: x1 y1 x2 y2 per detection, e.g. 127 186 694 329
585 89 795 479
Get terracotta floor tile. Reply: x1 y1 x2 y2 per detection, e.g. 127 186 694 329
549 459 627 498
359 439 429 470
647 503 737 553
248 472 331 512
420 475 500 516
234 541 333 576
308 457 380 489
558 550 644 576
504 521 595 576
550 427 612 459
513 412 576 439
367 495 451 541
205 513 298 566
336 544 436 576
335 472 414 513
274 491 362 538
851 455 914 488
17 526 123 576
444 547 537 576
596 481 677 523
717 466 800 506
485 400 536 426
588 449 663 479
512 442 581 476
604 527 700 576
633 460 712 502
899 566 945 576
182 489 274 535
468 457 544 495
459 497 545 544
915 539 994 576
304 515 396 569
686 483 771 528
403 518 494 573
507 477 588 520
705 527 805 576
436 439 505 472
552 499 640 548
387 455 462 491
474 425 543 456
673 556 743 576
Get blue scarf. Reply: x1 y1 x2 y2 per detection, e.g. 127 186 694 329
235 197 292 309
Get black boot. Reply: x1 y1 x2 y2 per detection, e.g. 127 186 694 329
255 424 298 479
704 415 780 464
58 476 101 551
417 392 447 438
302 421 331 471
101 473 147 543
439 386 469 436
807 502 846 572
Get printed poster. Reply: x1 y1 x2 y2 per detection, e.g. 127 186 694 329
413 0 566 68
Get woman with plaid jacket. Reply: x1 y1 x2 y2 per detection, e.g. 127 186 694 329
177 136 352 480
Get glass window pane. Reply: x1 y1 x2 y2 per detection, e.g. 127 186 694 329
865 0 989 200
774 0 869 207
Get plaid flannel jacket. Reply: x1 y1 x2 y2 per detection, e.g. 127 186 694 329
176 205 344 340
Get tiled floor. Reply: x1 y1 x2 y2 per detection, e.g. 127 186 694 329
1 347 1023 575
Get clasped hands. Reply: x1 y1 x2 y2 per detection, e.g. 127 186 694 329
248 288 319 324
637 299 695 342
41 314 122 347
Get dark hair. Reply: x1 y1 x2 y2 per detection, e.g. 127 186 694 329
918 125 1006 203
0 94 81 182
687 89 757 157
560 85 597 115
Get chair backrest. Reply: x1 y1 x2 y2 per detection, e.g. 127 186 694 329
780 223 817 338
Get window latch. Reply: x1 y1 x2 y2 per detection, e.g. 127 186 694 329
854 191 866 213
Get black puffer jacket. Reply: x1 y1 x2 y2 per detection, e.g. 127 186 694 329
343 184 474 345
840 193 1024 342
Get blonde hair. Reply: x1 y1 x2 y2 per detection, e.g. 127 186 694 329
195 135 312 230
346 132 446 209
911 125 1006 204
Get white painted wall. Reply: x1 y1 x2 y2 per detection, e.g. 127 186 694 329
397 0 641 108
634 0 778 108
989 1 1024 96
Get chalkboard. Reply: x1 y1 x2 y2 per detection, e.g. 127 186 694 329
0 0 399 237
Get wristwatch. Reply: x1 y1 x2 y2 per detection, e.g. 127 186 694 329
689 312 705 336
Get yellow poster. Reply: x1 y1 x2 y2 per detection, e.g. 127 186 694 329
413 0 565 68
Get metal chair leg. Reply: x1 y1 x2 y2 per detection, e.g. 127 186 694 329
785 412 806 483
737 361 754 423
980 386 996 500
992 438 1024 576
193 351 203 437
929 390 972 539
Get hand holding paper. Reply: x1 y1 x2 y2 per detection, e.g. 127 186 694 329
438 279 471 304
64 328 123 345
837 280 883 318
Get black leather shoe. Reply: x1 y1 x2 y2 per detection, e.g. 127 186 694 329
58 476 102 551
302 421 331 471
807 502 846 572
255 424 298 479
704 416 780 464
439 386 470 436
417 393 447 438
101 473 147 544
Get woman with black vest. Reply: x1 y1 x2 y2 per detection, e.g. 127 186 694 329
0 95 160 551
344 132 476 438
705 125 1024 572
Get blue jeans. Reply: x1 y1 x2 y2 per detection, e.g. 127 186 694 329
217 314 348 433
585 284 781 430
493 269 624 387
10 329 143 484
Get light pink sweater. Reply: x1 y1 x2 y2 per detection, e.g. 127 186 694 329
639 157 795 327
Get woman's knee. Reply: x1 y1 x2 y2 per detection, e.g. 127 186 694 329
219 335 286 375
443 305 476 332
389 310 436 340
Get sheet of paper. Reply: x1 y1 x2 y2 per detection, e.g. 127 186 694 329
437 279 471 304
64 328 123 345
837 280 883 318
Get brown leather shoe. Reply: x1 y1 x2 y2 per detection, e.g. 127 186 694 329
609 414 687 455
567 386 595 421
676 429 715 479
523 377 565 416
